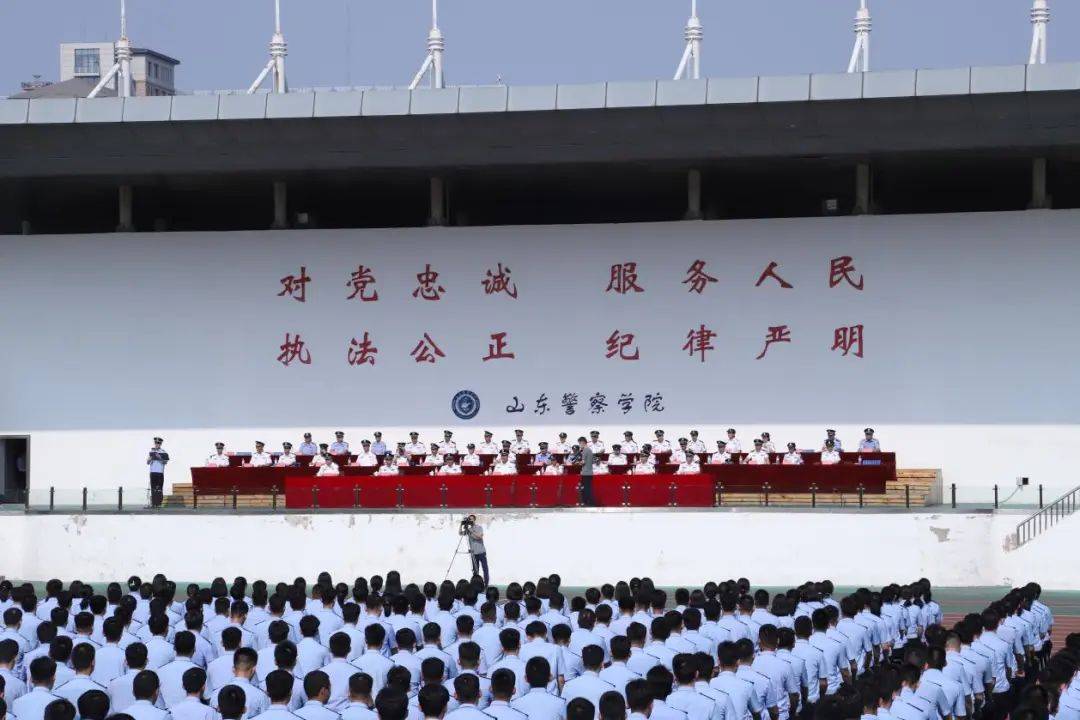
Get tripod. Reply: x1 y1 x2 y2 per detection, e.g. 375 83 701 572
443 530 470 581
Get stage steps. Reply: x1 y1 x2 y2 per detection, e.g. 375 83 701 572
164 469 940 509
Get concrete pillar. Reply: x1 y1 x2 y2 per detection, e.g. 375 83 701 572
117 185 135 232
685 169 704 220
854 162 872 215
1031 157 1050 209
428 176 447 226
272 181 288 229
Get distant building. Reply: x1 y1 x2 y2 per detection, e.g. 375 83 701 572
56 42 180 97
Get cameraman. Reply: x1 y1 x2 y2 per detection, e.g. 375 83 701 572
460 515 489 585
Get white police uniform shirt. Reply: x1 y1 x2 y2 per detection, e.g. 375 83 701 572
551 441 572 454
126 698 173 720
511 687 565 720
745 450 770 465
633 461 655 475
670 448 689 464
651 439 672 453
298 442 319 455
445 703 493 720
510 439 531 455
353 649 395 695
761 441 777 453
684 438 705 453
607 453 628 466
423 454 444 467
598 662 640 698
210 677 270 719
54 674 109 708
394 454 411 466
436 463 462 476
724 438 742 453
587 441 605 454
820 451 841 465
708 452 731 465
249 452 274 468
822 438 843 451
352 452 378 467
377 463 401 477
316 462 341 477
478 442 500 455
492 460 517 475
858 438 881 452
461 453 482 467
295 700 338 720
13 686 62 720
276 453 299 467
207 454 231 468
676 460 701 475
330 441 350 454
310 454 328 467
438 440 459 455
405 442 427 455
782 453 803 465
560 670 615 708
157 657 201 708
487 699 529 720
171 697 222 720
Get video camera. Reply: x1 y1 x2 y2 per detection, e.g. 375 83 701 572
459 516 474 534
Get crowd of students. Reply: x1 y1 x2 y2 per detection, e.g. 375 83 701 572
0 575 1072 720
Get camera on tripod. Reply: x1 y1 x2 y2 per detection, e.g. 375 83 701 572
459 516 474 532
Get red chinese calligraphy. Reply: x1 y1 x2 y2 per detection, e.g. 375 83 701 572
482 263 518 299
683 324 717 363
412 264 446 301
832 324 864 358
755 261 794 289
482 332 516 361
682 259 718 294
345 265 379 302
410 333 446 364
278 266 311 302
605 262 644 294
346 332 378 366
829 256 864 290
605 330 640 361
277 333 312 366
755 325 792 360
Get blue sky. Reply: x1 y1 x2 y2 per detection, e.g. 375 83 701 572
1 0 1077 93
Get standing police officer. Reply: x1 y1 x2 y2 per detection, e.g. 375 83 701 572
146 437 169 508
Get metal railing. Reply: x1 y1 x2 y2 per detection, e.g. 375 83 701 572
1014 484 1080 547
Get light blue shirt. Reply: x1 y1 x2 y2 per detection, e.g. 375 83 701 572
560 671 615 710
210 678 270 720
126 698 173 720
171 697 222 720
294 701 338 720
12 686 61 720
298 443 319 456
510 687 564 720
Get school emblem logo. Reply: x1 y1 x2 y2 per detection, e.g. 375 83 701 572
451 390 480 420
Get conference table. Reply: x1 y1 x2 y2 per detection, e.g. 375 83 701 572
189 453 896 509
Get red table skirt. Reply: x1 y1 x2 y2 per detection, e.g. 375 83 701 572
282 465 894 509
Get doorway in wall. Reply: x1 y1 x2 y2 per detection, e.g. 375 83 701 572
0 436 28 504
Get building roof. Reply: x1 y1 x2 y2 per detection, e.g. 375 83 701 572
10 77 116 100
132 48 181 66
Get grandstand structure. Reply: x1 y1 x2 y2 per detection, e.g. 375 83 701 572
1 3 1079 591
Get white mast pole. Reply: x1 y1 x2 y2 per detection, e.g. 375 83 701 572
410 0 446 90
1029 0 1049 65
249 0 288 94
89 0 131 98
674 0 703 80
847 0 871 73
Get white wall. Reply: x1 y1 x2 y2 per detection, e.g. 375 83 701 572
2 210 1079 496
0 509 1075 589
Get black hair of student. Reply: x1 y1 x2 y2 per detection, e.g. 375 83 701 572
524 656 551 688
609 635 631 661
132 670 160 700
626 622 647 645
649 617 670 642
581 644 604 671
717 642 738 669
303 670 330 700
626 679 653 714
217 684 247 720
550 624 571 644
694 651 715 680
499 628 520 652
181 667 207 695
348 672 374 697
417 684 450 719
263 670 295 703
671 653 697 685
233 648 258 670
758 624 779 649
44 699 76 720
811 608 830 633
77 690 110 720
328 632 351 658
0 640 18 665
420 657 445 684
598 691 626 720
453 672 481 704
385 666 412 694
566 698 595 720
646 665 675 701
30 656 58 684
490 668 515 699
70 643 95 672
299 615 320 638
